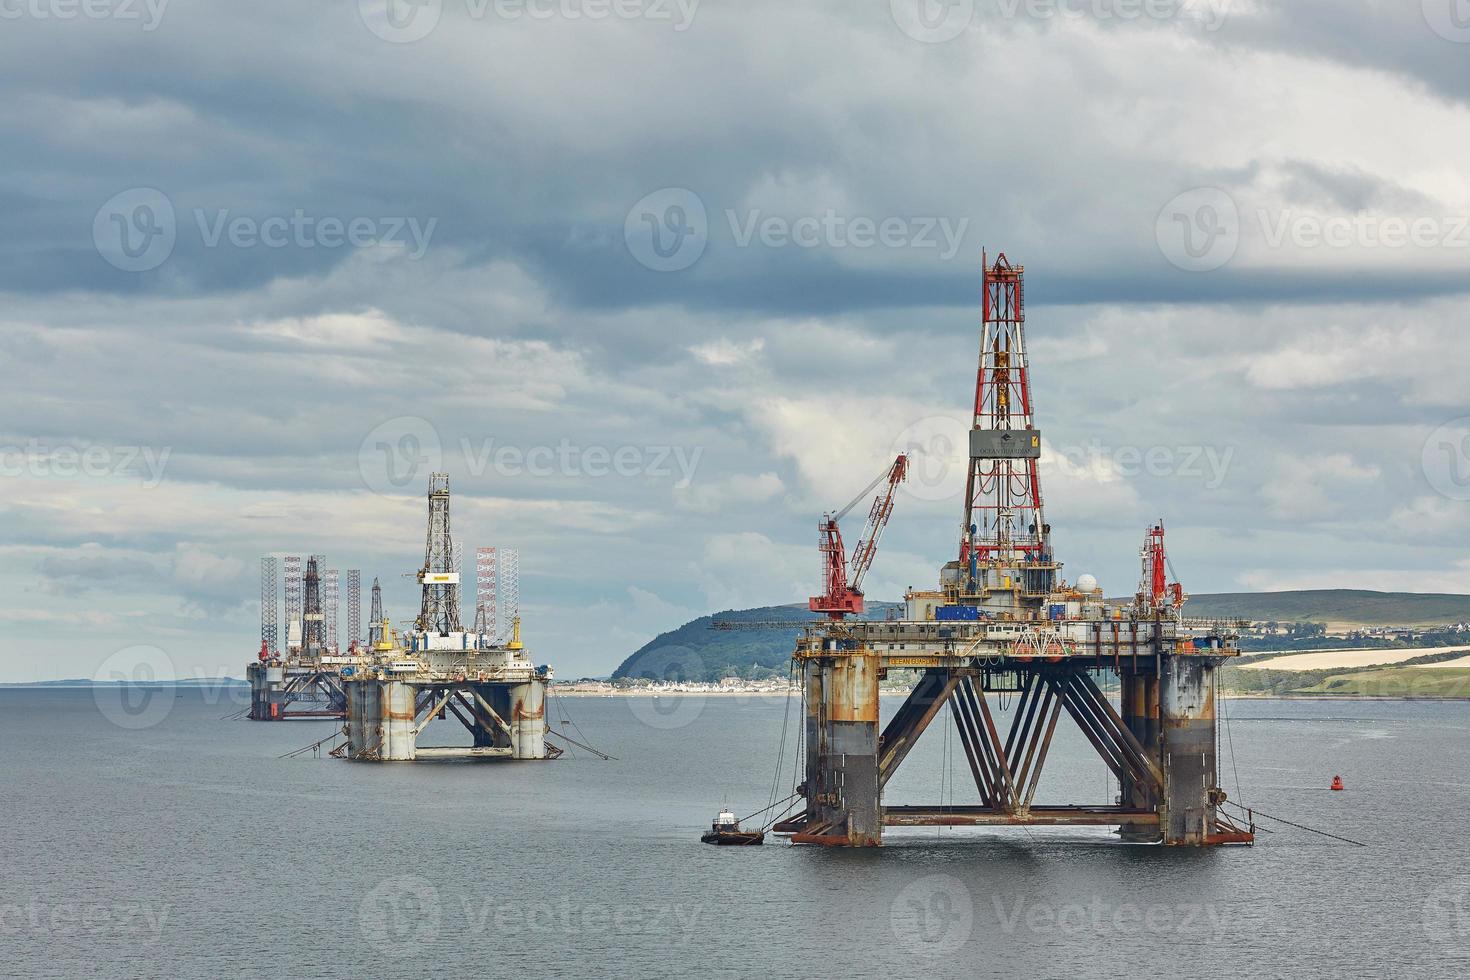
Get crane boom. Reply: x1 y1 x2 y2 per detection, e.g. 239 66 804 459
809 454 908 619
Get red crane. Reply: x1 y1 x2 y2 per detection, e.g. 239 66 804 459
809 454 908 619
1138 520 1185 614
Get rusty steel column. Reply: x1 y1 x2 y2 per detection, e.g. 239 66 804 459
800 650 882 846
1118 666 1160 842
1159 656 1218 845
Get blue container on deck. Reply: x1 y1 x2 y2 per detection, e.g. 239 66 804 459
1048 603 1066 621
936 604 980 622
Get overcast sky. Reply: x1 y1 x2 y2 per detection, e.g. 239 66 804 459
2 0 1469 681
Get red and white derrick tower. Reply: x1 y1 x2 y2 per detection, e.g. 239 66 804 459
956 252 1056 608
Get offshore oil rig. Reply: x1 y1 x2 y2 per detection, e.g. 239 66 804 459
775 252 1253 847
338 474 556 761
248 556 356 720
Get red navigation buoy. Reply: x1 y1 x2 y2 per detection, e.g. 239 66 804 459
1330 775 1344 791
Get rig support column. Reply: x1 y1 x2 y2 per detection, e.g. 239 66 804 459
800 649 881 846
1118 665 1161 841
506 679 547 760
382 680 418 761
1159 656 1218 845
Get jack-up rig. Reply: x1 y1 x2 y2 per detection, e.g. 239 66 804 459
338 474 557 761
774 252 1253 847
248 557 357 720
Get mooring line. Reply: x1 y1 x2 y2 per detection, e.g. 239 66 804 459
1225 800 1367 846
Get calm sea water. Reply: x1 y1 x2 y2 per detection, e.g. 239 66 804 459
2 688 1468 978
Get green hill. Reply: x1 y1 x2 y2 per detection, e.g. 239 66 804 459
611 603 900 682
614 590 1470 682
1182 590 1470 626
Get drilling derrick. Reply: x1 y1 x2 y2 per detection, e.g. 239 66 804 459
417 474 462 635
779 251 1251 849
368 577 386 646
347 569 361 649
952 252 1055 614
303 557 325 658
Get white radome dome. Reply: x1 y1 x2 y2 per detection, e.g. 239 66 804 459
1076 573 1099 594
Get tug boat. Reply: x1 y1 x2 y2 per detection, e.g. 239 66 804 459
700 808 764 845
